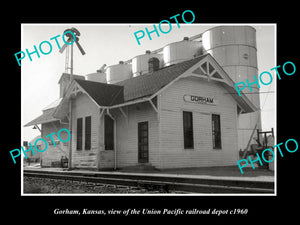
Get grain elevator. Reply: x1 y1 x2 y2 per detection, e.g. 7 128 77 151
202 26 261 151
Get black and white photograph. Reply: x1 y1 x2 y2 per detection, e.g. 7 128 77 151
4 4 299 221
21 24 276 196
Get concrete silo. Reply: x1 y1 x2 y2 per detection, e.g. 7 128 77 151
202 26 261 151
163 37 203 66
132 50 163 77
86 66 107 83
106 61 132 84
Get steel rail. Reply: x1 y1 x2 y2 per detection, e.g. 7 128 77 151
24 170 274 194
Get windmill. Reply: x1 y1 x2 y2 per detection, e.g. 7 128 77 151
58 28 86 168
59 27 85 76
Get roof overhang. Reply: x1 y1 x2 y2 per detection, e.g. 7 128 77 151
53 96 71 121
50 54 257 121
53 79 100 121
24 108 59 127
99 54 257 113
178 54 258 113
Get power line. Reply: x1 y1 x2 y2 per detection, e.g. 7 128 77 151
261 84 274 111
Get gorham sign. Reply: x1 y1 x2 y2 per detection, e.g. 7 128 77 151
183 95 217 105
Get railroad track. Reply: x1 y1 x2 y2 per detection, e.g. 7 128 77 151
23 169 274 194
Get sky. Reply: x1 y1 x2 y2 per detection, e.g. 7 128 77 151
21 23 276 142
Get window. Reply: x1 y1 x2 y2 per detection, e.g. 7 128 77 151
76 118 83 150
183 111 194 149
85 116 91 150
77 116 92 150
212 114 222 149
105 115 114 150
148 57 160 73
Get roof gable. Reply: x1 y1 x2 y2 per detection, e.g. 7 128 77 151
116 55 208 102
24 107 58 127
26 53 257 126
58 73 85 84
68 53 256 113
75 79 124 107
184 54 257 112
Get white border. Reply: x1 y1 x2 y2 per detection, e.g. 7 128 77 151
21 23 277 197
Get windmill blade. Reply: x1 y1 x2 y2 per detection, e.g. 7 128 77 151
59 43 68 53
75 38 86 55
70 27 81 36
59 37 73 53
59 27 85 74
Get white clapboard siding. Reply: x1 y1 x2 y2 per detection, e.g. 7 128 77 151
115 101 159 167
70 74 240 170
158 76 239 168
40 121 69 167
71 93 100 169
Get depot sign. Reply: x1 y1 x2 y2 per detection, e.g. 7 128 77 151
183 95 217 105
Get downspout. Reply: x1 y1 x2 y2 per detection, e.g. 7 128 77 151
97 108 106 170
107 109 117 170
68 75 73 170
68 98 72 170
148 97 161 168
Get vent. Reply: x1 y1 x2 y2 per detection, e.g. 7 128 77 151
96 64 106 73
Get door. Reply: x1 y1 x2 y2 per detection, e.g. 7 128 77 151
138 121 149 163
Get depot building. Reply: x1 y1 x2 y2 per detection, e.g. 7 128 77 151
25 27 259 170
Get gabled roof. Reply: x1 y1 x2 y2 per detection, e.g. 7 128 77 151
58 73 85 84
43 98 62 111
116 55 207 102
75 79 124 106
71 54 256 113
24 98 63 127
26 53 257 126
63 55 206 109
24 108 59 127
